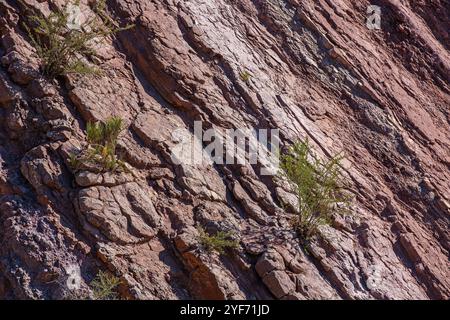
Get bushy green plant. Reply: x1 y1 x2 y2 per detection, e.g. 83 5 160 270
69 116 128 172
198 227 239 254
90 270 121 300
23 0 132 77
279 138 351 239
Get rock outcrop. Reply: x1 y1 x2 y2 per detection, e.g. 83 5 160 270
0 0 448 300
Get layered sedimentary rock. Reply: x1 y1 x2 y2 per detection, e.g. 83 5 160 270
0 0 449 299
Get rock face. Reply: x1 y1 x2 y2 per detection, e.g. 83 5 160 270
0 0 449 300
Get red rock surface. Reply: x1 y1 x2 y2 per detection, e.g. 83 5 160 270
0 0 448 299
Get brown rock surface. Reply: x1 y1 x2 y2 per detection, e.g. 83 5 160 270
0 0 448 299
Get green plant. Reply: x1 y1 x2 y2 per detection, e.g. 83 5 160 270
68 116 128 172
90 270 121 300
68 152 81 169
23 0 132 77
240 70 252 82
197 227 239 254
87 115 123 147
279 138 351 240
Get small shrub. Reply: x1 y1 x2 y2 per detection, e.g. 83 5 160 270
240 70 252 82
198 227 239 254
279 138 351 240
23 0 132 77
90 270 121 300
68 116 128 172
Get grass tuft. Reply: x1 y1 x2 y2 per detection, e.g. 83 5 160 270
197 227 239 255
240 70 252 82
68 116 128 172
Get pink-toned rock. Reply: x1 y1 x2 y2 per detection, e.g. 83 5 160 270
262 271 296 299
0 0 448 301
255 250 285 277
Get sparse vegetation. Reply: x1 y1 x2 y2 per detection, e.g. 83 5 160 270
90 270 121 300
279 138 351 240
23 0 132 77
198 227 239 254
240 70 252 82
68 152 81 169
69 116 128 172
